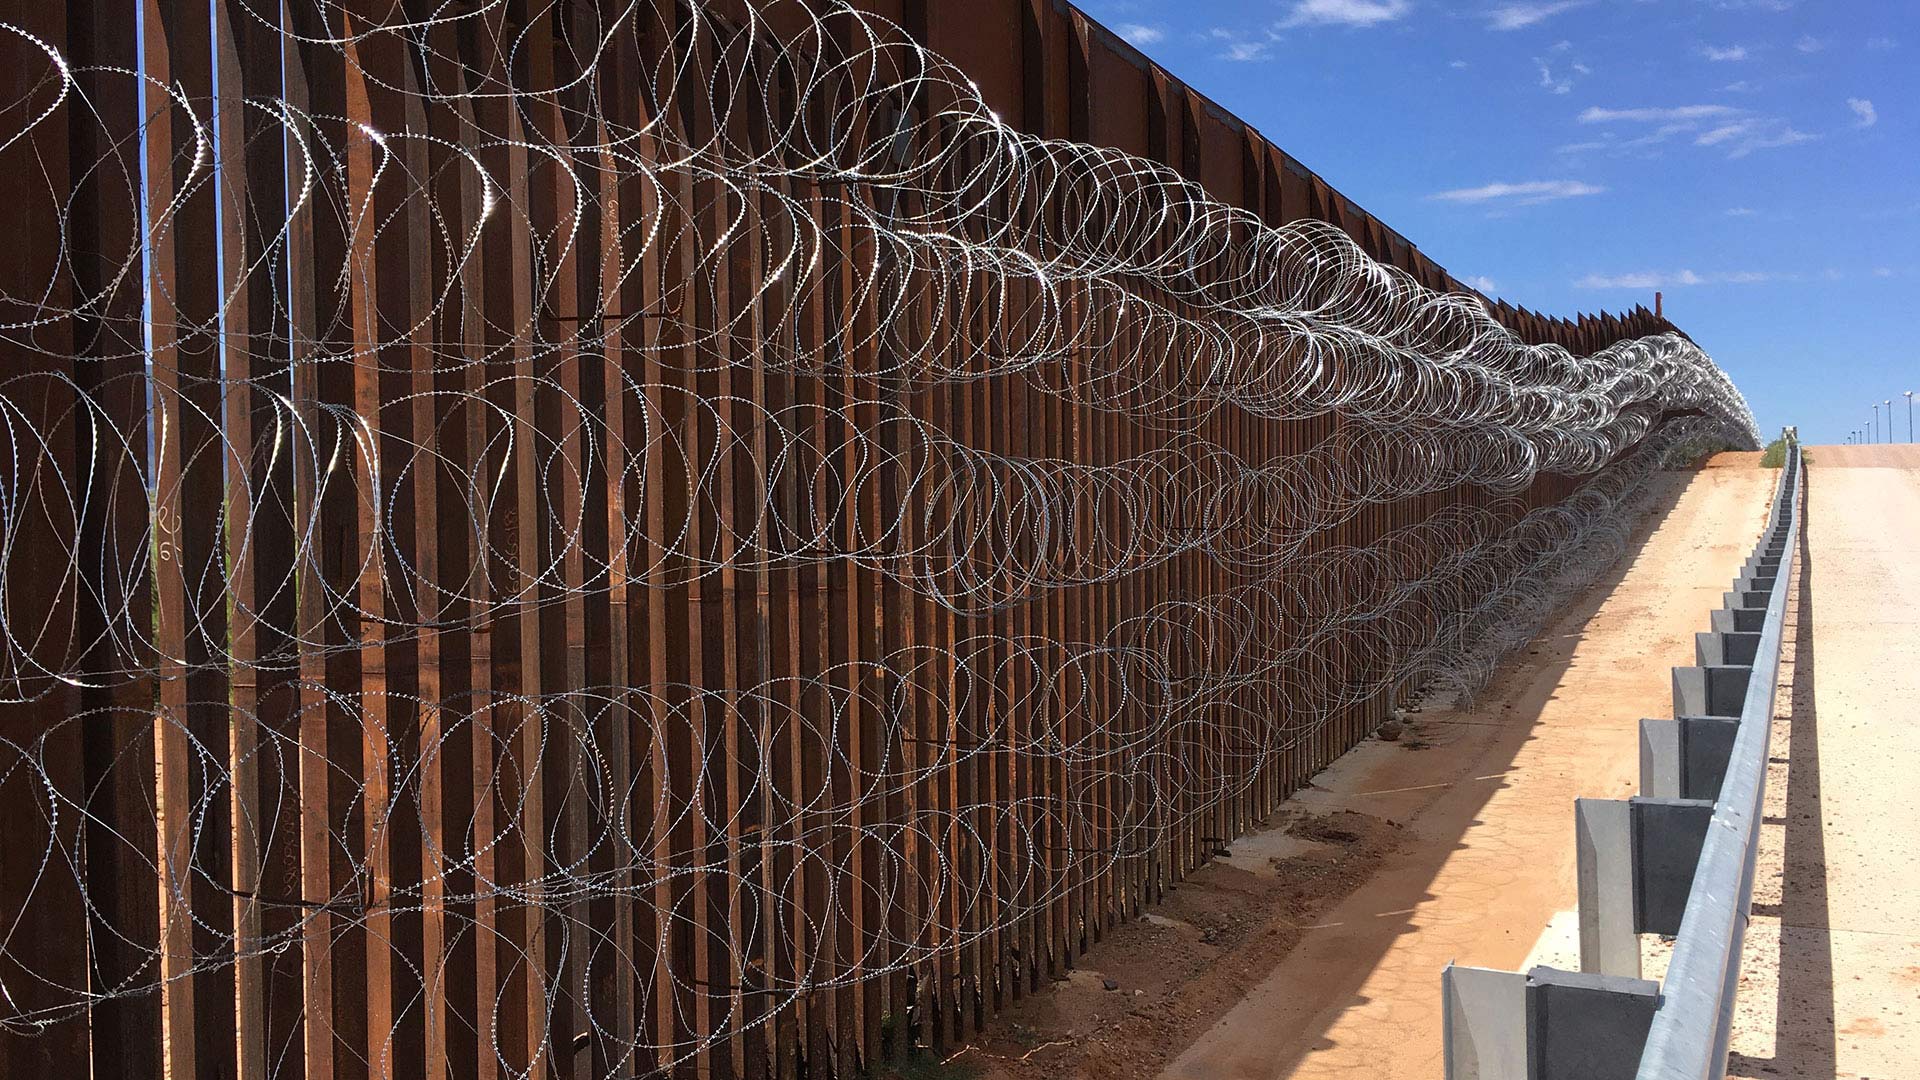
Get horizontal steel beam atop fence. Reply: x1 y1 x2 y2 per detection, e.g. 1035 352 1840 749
1443 446 1802 1080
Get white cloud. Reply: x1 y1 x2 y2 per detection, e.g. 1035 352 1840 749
1691 120 1816 158
1795 35 1825 53
1576 268 1782 289
1695 122 1752 146
1206 27 1274 62
1536 57 1572 93
1579 104 1741 123
1116 23 1165 46
1486 1 1590 30
1463 275 1500 293
1278 0 1413 29
1428 179 1606 204
1535 45 1594 94
1848 98 1878 128
1555 120 1701 156
1866 36 1898 51
1633 122 1698 147
1720 80 1760 93
1725 207 1757 217
1728 126 1816 157
1451 59 1471 68
1578 103 1811 159
1578 271 1671 290
1873 267 1895 278
1700 44 1748 61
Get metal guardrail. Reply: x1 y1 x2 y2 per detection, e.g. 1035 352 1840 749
1443 445 1802 1080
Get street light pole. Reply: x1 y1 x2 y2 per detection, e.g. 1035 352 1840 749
1873 404 1880 444
1886 400 1894 444
1906 390 1914 443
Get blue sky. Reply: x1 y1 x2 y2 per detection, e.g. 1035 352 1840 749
1077 0 1919 445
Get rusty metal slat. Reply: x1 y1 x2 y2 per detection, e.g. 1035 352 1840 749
0 5 88 1073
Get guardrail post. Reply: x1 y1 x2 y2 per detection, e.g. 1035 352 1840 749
1525 967 1661 1080
1575 799 1639 976
1693 631 1759 667
1640 717 1739 802
1639 720 1681 799
1670 665 1750 718
1443 963 1529 1080
1708 607 1766 634
1629 798 1715 935
1678 717 1738 800
1441 964 1664 1080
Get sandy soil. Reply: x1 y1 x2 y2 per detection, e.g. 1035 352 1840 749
1724 447 1920 1079
1791 443 1920 469
920 464 1777 1080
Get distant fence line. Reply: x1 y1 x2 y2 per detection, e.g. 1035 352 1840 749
0 2 1753 1078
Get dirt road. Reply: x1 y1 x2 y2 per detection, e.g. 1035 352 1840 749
1724 446 1920 1078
